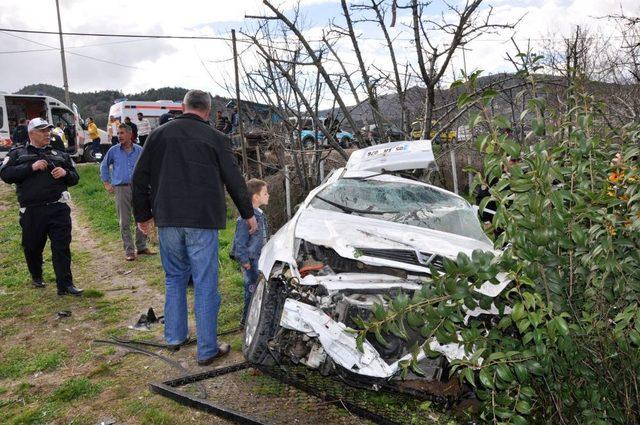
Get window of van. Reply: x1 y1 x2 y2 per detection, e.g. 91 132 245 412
0 107 3 128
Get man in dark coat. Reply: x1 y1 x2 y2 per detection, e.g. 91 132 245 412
0 118 83 296
132 90 256 365
11 118 29 147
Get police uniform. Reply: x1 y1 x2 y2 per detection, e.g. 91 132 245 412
0 140 82 295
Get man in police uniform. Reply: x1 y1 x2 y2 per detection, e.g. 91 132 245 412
0 118 83 296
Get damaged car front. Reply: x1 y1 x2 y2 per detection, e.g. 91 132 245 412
243 140 510 396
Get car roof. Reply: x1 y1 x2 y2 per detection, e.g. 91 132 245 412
344 140 436 173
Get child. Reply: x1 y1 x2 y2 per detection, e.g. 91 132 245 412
233 179 270 327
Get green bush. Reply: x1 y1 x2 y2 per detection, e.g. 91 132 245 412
356 72 639 423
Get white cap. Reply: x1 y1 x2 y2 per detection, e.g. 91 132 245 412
28 118 54 132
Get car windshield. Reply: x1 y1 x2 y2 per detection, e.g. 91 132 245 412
309 178 490 243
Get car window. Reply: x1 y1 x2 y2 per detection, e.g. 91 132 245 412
0 107 3 128
51 108 74 127
310 178 490 243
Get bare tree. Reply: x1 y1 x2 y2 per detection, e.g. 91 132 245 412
350 0 411 132
407 0 518 138
262 0 367 147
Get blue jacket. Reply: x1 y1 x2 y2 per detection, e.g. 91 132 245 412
232 207 268 264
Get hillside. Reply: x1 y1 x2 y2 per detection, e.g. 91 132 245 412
15 84 235 128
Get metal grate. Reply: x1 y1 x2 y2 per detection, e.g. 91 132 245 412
358 248 445 271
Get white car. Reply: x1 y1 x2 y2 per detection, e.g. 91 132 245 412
243 140 509 393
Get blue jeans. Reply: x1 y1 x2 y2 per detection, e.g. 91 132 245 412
158 227 221 361
241 258 259 324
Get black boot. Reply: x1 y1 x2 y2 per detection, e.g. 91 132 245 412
32 278 46 288
57 285 84 296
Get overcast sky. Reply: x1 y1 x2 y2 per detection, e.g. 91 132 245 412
0 0 637 101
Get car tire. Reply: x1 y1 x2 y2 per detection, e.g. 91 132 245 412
243 276 285 365
82 145 97 163
302 137 315 149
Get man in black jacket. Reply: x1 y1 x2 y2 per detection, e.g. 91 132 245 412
12 118 29 146
132 89 256 366
0 118 83 296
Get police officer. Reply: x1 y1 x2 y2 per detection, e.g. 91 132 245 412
0 118 83 296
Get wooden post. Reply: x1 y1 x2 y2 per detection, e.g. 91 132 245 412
467 154 473 196
450 141 458 194
284 165 292 219
256 146 263 178
232 29 249 176
55 0 71 106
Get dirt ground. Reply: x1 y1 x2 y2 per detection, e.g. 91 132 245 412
0 180 388 425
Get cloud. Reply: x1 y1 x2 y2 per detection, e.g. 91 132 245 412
0 0 637 101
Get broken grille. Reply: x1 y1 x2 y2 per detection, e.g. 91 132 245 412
357 248 445 271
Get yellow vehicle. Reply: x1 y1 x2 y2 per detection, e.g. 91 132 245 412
410 120 456 143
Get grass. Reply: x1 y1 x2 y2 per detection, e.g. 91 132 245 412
71 165 120 241
126 399 178 425
240 370 286 396
50 377 102 402
0 347 67 379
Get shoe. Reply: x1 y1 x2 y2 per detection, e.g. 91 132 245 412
197 343 230 366
137 248 156 256
57 285 84 296
32 279 46 288
167 337 191 352
125 254 136 261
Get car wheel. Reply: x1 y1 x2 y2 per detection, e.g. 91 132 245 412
82 145 97 163
243 276 285 365
340 137 351 148
302 137 315 149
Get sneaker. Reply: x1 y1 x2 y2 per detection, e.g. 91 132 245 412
167 337 191 352
137 248 156 256
125 254 136 261
32 279 46 288
197 343 230 366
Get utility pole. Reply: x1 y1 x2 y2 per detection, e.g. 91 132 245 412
232 29 249 176
55 0 71 106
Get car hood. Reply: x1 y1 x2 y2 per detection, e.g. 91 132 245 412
296 208 493 263
292 208 508 297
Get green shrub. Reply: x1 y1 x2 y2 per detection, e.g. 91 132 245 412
356 71 639 423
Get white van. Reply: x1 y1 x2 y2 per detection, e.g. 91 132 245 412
0 93 100 162
108 99 183 131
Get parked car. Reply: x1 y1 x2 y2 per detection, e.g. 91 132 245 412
410 120 457 143
287 116 354 148
243 140 510 395
362 123 405 143
300 128 354 149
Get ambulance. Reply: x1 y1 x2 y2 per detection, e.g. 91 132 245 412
108 99 183 131
0 93 99 161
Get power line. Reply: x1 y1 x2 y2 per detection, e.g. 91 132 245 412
0 27 234 41
0 37 159 55
0 30 143 70
0 25 629 52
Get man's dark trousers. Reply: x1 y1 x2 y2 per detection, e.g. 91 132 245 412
19 202 73 289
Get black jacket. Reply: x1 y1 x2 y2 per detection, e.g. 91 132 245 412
0 144 79 207
132 113 253 229
11 125 29 146
127 121 138 140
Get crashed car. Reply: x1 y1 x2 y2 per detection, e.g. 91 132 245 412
243 140 509 393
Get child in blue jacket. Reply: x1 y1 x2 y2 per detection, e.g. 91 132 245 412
232 179 270 327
